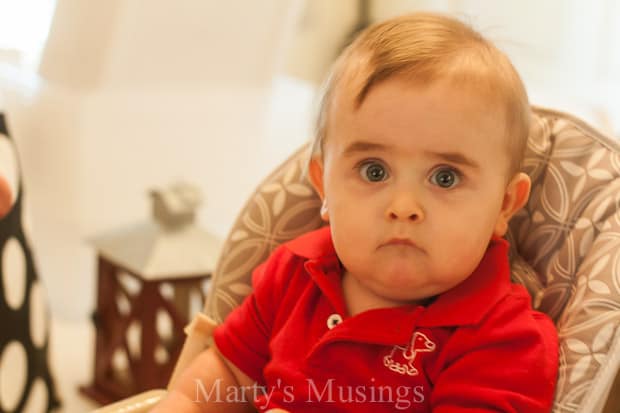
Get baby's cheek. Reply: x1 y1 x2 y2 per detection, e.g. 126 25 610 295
443 242 487 274
0 176 13 218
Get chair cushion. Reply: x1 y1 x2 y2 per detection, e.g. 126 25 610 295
205 145 324 320
508 107 620 412
205 106 620 413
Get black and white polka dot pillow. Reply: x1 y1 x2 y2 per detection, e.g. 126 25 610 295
0 114 60 412
0 123 18 217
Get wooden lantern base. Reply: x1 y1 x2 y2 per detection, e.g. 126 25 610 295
80 256 209 405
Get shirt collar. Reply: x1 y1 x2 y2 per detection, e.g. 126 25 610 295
286 226 346 314
285 225 334 259
285 227 512 328
418 237 512 327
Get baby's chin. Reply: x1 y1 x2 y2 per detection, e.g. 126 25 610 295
365 272 432 299
376 267 466 299
371 287 435 308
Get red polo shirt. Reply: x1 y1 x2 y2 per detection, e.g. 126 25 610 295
213 227 558 412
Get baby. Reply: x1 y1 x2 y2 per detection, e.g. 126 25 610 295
153 12 558 412
0 175 11 219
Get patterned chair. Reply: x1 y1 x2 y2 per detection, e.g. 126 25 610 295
94 106 620 413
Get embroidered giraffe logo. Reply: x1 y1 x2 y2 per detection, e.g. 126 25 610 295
383 332 436 376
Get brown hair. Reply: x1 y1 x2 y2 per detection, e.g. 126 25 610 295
311 12 530 176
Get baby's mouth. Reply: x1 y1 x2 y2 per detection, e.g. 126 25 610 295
380 238 420 249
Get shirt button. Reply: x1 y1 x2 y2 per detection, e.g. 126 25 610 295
327 314 343 329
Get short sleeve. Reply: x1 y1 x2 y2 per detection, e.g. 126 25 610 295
212 245 298 383
431 295 558 412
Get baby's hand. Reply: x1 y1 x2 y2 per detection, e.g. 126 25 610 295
0 176 13 219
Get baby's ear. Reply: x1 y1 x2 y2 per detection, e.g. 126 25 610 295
308 158 330 221
308 158 325 200
493 172 531 237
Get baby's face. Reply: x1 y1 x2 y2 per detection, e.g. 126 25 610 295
313 77 518 306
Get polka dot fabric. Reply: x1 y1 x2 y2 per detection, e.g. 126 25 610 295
0 113 60 412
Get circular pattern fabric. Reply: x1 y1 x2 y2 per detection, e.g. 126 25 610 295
0 113 60 412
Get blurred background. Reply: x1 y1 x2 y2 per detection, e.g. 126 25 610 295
0 0 619 411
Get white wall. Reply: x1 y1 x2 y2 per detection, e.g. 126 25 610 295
6 0 312 321
283 0 360 84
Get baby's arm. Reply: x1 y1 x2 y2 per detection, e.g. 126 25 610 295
150 345 255 413
153 246 293 412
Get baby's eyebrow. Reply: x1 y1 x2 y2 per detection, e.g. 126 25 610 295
342 141 480 169
342 141 388 156
425 150 479 169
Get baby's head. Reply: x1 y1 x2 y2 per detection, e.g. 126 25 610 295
312 12 530 177
308 12 533 307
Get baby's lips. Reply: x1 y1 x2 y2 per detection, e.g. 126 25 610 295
0 175 13 218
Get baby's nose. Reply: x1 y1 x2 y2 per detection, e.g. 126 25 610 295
386 191 425 222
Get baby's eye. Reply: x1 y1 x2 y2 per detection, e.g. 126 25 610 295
429 167 461 188
359 161 389 182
